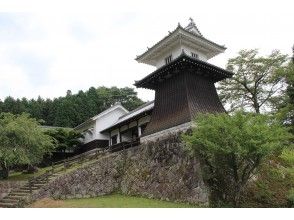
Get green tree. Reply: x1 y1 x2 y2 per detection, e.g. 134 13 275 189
218 49 288 113
0 86 144 127
0 113 54 179
183 112 291 207
45 128 83 152
2 96 17 113
275 62 294 135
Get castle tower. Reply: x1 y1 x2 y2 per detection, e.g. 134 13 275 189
135 19 233 140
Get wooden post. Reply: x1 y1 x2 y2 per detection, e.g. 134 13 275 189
119 127 122 143
109 131 111 147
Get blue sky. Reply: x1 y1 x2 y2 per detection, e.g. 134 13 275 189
0 0 293 102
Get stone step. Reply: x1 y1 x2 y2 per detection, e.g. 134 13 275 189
7 195 26 200
0 202 17 208
1 198 19 203
12 189 31 193
21 186 39 190
9 192 29 196
32 184 46 187
33 181 48 184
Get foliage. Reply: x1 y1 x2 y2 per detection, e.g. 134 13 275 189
183 112 292 207
0 113 54 179
0 86 145 128
287 189 294 207
45 128 83 152
218 49 288 113
275 63 294 135
279 148 294 167
241 149 294 207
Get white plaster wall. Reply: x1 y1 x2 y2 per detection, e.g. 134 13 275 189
82 129 94 144
155 45 182 68
181 45 208 61
94 108 127 140
155 45 208 68
79 107 128 144
79 122 95 144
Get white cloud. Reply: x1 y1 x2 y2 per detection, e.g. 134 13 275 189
0 0 293 102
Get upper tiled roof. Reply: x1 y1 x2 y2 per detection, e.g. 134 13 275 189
185 18 202 36
135 22 226 62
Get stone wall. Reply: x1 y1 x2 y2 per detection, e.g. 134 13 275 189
32 135 208 205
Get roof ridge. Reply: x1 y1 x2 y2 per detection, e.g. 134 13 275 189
118 101 154 120
185 18 203 36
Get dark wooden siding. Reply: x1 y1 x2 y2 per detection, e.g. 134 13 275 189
143 68 226 136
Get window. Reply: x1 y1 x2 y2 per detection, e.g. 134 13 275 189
165 55 172 64
191 52 199 59
111 135 118 145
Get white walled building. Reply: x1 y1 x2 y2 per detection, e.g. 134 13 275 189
74 102 129 150
74 101 154 151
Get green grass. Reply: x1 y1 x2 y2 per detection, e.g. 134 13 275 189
4 166 52 181
3 154 108 182
30 194 202 208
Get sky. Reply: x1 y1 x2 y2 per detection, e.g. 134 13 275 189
0 0 293 102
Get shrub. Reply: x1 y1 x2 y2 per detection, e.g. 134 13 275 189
183 112 292 207
287 189 294 207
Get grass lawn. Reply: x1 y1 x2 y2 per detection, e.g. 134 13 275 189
29 194 202 208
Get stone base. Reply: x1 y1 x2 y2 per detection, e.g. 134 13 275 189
31 134 208 205
141 122 192 143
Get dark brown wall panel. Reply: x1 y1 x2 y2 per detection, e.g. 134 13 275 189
143 69 226 136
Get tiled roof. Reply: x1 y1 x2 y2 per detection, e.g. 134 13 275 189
134 53 233 89
136 24 226 61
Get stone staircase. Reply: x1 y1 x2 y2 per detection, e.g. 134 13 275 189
0 147 110 208
0 171 62 208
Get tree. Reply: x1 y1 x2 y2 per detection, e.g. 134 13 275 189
45 128 83 153
218 49 288 113
0 86 145 127
0 113 54 179
275 62 294 135
183 112 291 207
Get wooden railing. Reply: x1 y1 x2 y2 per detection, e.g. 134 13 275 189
109 138 140 153
27 147 109 194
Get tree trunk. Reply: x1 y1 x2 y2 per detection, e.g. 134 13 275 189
26 164 38 174
0 162 9 179
253 97 260 113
